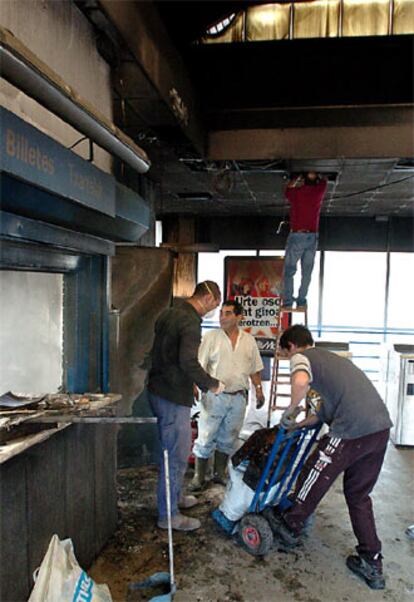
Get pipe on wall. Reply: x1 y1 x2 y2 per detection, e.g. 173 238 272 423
0 38 151 174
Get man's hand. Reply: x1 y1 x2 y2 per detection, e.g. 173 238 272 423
287 175 304 189
280 406 301 429
210 381 225 395
255 384 265 409
193 384 200 401
256 397 265 409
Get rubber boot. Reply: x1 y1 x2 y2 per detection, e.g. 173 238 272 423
212 451 229 485
188 457 208 491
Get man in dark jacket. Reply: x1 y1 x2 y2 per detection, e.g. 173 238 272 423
148 280 223 531
274 325 392 590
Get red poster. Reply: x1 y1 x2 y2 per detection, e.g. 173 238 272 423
224 256 287 355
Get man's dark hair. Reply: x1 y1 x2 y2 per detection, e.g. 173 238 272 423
193 280 220 299
279 325 314 350
222 299 243 316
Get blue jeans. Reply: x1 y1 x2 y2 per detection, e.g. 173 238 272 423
283 232 318 306
193 391 246 458
149 392 192 520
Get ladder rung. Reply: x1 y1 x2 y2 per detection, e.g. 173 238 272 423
275 393 291 397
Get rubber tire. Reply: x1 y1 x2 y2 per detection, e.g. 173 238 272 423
237 514 274 557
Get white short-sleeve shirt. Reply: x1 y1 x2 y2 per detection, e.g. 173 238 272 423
198 329 263 392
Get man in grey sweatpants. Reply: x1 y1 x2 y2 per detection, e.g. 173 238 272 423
275 325 392 590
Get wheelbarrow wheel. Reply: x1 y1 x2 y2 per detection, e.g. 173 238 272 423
237 513 273 556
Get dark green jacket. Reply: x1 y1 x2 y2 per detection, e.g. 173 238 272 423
148 301 219 406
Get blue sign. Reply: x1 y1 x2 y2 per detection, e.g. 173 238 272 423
0 107 115 216
116 181 150 227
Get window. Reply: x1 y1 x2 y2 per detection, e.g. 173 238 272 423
0 271 63 393
387 253 414 331
322 251 386 329
206 13 237 36
199 0 414 43
155 220 163 247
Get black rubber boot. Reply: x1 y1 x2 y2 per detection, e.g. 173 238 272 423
188 457 208 491
212 451 229 485
346 554 385 590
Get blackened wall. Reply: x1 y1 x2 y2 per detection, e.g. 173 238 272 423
195 216 414 252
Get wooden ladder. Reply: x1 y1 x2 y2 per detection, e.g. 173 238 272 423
267 306 308 426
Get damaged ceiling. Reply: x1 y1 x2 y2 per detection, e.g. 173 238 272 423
78 1 414 219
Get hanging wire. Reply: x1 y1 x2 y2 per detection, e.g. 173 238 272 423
331 173 414 200
232 160 262 214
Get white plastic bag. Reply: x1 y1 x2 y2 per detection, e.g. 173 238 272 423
28 534 112 602
219 463 278 521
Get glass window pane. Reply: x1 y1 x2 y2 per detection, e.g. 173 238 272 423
322 252 386 328
0 271 63 393
305 251 320 327
155 220 162 247
343 0 390 37
259 249 320 326
201 12 243 44
387 253 414 330
294 0 340 39
246 3 290 41
394 0 414 34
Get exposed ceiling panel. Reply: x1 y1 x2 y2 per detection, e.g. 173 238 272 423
155 158 414 218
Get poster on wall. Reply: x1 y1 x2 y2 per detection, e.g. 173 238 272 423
224 256 287 356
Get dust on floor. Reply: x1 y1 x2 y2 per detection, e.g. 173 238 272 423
90 445 414 602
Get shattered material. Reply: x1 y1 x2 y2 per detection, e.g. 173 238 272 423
0 393 121 444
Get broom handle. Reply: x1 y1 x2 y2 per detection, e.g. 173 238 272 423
164 448 175 591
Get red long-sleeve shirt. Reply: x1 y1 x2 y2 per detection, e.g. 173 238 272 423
285 180 327 232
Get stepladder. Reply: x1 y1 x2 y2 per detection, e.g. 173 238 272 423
267 306 308 427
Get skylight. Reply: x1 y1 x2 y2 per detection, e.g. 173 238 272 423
206 13 237 36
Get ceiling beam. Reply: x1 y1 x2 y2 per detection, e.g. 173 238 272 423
209 116 414 160
99 0 205 154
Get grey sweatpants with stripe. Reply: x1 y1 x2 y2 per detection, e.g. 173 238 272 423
284 428 390 557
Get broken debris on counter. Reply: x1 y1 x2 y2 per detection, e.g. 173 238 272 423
0 392 121 444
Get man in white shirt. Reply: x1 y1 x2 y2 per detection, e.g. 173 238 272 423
190 300 265 491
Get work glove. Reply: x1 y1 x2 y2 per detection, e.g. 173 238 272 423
280 406 298 430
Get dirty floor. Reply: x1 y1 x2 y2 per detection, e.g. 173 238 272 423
90 444 414 602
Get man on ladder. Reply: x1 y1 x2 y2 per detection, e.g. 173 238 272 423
282 171 327 310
